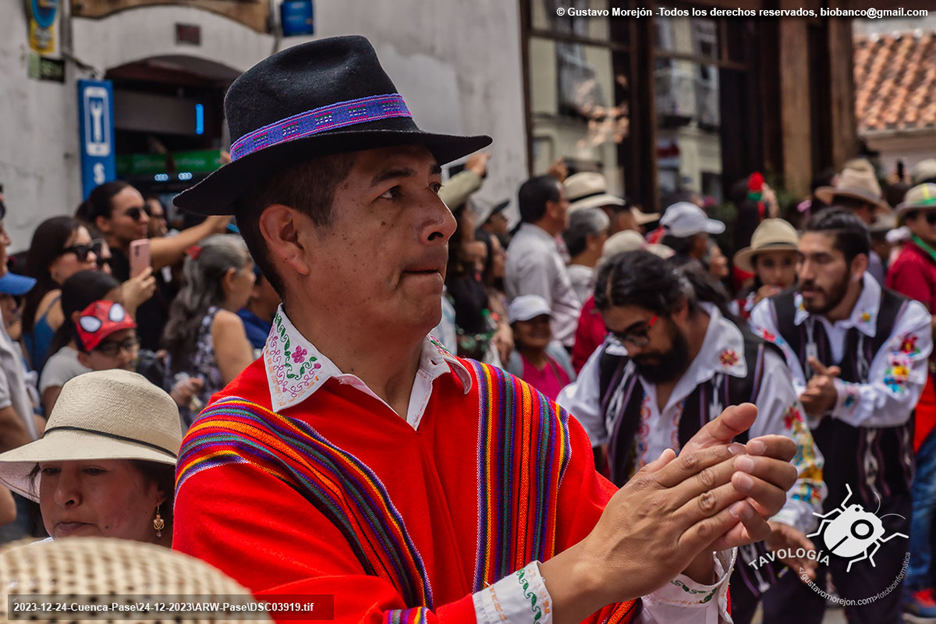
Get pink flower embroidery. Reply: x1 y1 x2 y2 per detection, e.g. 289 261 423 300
292 345 308 364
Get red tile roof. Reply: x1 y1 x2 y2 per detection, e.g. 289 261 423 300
854 32 936 134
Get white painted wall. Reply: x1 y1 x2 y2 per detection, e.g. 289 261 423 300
0 0 528 249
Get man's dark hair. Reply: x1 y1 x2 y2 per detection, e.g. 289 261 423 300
595 249 733 320
595 250 690 315
517 175 561 224
234 153 356 297
804 208 870 265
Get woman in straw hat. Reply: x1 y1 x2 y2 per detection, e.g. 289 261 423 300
731 218 800 321
0 369 180 546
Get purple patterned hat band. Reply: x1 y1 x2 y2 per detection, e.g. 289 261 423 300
229 93 412 162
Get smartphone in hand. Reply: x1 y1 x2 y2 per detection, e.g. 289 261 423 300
129 238 151 278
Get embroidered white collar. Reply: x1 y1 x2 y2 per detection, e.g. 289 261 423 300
263 305 472 412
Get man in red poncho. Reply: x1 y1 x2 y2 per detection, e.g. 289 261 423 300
171 35 798 624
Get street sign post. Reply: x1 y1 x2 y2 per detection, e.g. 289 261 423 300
77 79 116 199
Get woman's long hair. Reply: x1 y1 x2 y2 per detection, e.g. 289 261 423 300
22 217 83 335
163 234 248 372
47 270 121 357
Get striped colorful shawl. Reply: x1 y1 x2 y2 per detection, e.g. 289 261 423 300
176 361 579 610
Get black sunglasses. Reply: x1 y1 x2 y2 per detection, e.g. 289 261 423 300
59 240 102 263
123 207 146 222
907 211 936 225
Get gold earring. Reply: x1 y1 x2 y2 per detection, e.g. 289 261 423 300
153 506 165 537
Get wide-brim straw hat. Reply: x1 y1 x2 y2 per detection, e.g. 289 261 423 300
0 537 273 623
0 370 181 501
815 167 890 213
733 218 800 273
565 172 661 223
174 35 491 216
896 183 936 216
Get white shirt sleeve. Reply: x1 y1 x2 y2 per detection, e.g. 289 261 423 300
749 351 826 534
749 300 808 395
556 343 607 445
830 300 933 428
473 551 735 624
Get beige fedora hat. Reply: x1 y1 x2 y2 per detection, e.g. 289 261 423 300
733 218 800 273
815 167 890 212
896 183 936 216
0 369 181 501
565 172 660 224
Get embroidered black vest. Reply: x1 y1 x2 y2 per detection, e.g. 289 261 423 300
771 288 914 509
597 329 774 485
596 323 783 597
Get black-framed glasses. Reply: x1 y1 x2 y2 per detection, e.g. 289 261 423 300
59 239 102 263
94 336 138 357
613 315 659 348
96 256 112 270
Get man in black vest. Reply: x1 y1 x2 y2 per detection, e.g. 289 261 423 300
751 209 932 624
558 250 825 624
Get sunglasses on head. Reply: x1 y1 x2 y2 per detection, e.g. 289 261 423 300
60 240 102 263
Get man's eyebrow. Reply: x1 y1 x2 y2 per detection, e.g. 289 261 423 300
371 167 416 187
370 163 443 187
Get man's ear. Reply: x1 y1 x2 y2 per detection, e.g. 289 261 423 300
851 253 869 281
258 205 314 279
77 351 91 368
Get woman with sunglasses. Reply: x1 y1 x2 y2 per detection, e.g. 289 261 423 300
79 182 231 350
21 217 100 374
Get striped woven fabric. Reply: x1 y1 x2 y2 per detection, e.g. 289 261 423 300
176 396 433 608
384 607 429 624
468 361 572 590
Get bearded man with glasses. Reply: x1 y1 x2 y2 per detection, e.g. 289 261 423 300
558 250 825 624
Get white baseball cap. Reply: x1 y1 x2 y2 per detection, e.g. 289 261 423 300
507 295 553 324
660 202 726 237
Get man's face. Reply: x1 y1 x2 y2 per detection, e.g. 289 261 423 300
99 187 149 248
295 145 455 334
543 182 570 232
601 304 691 384
797 232 851 315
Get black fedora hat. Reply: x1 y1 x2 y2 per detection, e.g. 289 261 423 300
174 35 492 215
